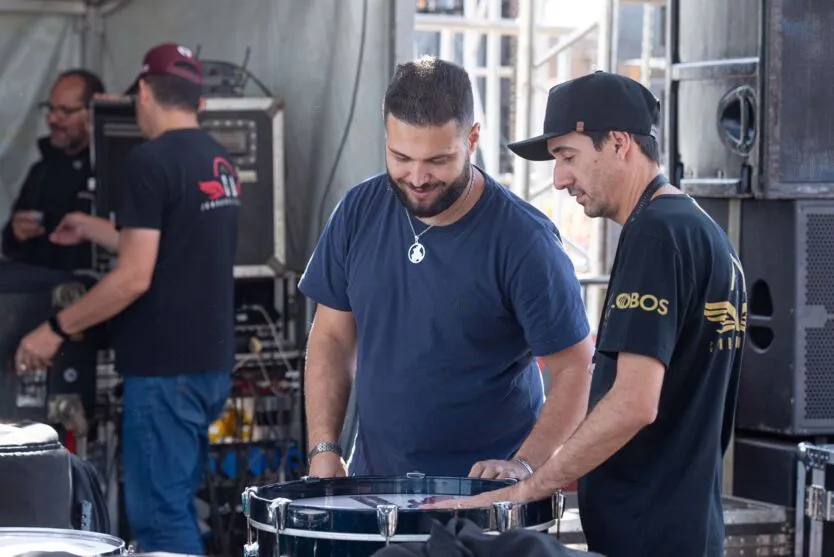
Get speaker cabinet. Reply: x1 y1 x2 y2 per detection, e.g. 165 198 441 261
733 435 798 509
696 198 834 436
666 0 834 199
0 262 101 424
91 98 287 277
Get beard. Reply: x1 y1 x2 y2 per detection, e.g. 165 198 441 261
49 127 86 153
387 162 472 218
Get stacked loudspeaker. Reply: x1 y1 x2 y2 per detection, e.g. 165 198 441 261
665 1 834 554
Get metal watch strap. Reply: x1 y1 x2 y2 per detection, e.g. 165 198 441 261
513 457 534 475
307 441 342 461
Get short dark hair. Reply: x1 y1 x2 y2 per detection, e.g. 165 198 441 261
142 74 202 112
57 68 105 106
383 56 474 130
584 130 660 163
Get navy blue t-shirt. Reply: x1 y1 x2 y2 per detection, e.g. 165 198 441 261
298 171 590 476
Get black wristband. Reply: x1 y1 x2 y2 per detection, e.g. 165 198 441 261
48 315 72 341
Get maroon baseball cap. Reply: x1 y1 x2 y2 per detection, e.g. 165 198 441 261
125 43 203 94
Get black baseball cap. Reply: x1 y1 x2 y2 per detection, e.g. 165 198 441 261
508 71 660 161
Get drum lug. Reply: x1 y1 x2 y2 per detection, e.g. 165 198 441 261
269 497 293 531
241 486 258 519
269 497 292 554
552 490 566 539
406 471 426 479
301 475 322 483
552 490 565 519
377 504 399 545
243 541 260 557
492 501 521 532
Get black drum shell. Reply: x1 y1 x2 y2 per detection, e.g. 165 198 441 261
0 423 73 529
246 475 557 557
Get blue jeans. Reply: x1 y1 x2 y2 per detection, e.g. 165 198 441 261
122 370 231 555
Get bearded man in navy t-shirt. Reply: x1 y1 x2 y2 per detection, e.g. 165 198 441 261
299 56 594 480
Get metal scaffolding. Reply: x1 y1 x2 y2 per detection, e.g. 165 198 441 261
415 1 579 186
414 0 668 329
415 0 666 193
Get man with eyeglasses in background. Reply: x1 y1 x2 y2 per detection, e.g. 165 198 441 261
2 69 105 271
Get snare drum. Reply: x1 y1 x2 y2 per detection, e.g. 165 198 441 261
242 472 564 557
0 527 127 555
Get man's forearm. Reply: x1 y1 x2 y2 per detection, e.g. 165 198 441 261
513 365 590 470
84 217 120 253
526 390 650 493
304 330 355 450
58 268 146 336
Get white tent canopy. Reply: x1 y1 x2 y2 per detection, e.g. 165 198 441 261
0 0 415 270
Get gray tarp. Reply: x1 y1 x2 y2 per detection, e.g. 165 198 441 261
0 0 413 271
0 13 81 223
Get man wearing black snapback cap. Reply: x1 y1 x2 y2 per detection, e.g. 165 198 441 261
428 72 746 557
16 43 239 555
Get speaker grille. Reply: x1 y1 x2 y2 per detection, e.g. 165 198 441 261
777 0 834 183
802 211 834 421
805 325 834 420
804 214 834 313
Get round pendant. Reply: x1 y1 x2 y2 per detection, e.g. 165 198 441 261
408 241 426 264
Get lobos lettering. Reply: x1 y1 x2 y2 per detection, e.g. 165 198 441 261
613 292 670 315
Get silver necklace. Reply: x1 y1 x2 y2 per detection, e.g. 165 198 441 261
405 166 475 264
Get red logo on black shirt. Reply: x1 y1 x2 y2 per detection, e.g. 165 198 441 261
198 156 241 211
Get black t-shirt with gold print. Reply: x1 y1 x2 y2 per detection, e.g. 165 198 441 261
578 195 746 557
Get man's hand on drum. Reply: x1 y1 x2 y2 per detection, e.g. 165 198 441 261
420 460 539 510
421 480 542 510
467 459 531 481
307 452 348 478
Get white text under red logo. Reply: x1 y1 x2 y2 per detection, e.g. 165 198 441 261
198 156 241 211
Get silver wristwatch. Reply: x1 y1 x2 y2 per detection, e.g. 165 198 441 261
512 457 534 475
307 441 343 461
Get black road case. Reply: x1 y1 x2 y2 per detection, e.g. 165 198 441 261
796 443 834 556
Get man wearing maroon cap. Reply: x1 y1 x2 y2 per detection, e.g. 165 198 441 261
15 43 240 555
125 43 205 96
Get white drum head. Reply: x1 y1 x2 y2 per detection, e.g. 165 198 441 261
0 528 124 556
298 493 467 510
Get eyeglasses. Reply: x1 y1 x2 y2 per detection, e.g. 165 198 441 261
38 102 87 118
